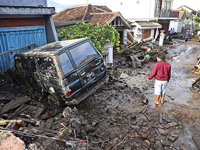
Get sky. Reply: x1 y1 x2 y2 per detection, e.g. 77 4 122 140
47 0 200 18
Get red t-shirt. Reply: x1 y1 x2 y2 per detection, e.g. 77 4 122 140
148 61 171 81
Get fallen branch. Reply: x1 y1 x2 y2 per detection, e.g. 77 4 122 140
0 119 25 126
118 42 140 54
91 139 110 144
111 135 128 150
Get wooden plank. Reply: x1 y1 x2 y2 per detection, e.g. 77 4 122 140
142 29 151 39
0 44 35 56
33 107 45 119
0 97 31 114
44 118 54 129
34 127 58 134
8 104 31 119
192 136 200 150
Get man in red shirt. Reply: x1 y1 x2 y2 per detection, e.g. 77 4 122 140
147 53 171 104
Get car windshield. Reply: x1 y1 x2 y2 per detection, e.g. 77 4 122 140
70 42 98 67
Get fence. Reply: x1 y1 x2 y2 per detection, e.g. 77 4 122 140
181 24 200 34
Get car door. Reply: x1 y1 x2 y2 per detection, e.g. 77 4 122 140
69 41 106 92
58 52 83 98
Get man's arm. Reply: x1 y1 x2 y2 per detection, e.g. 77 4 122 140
147 63 158 80
168 65 171 81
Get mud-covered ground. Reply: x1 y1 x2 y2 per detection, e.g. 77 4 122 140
0 39 200 150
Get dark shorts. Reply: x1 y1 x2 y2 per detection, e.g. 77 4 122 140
185 38 188 42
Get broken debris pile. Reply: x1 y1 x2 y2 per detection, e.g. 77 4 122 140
192 54 200 90
0 96 181 149
114 41 164 69
189 30 200 42
0 71 183 149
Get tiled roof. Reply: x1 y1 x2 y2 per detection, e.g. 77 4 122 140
137 22 162 27
172 9 180 12
53 5 88 21
89 12 117 25
177 5 197 12
179 11 185 19
53 4 130 28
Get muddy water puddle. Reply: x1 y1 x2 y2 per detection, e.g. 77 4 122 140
144 41 200 108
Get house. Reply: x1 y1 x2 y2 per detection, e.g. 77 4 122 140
128 19 162 42
53 4 131 44
124 0 179 38
177 5 197 20
153 0 179 35
177 5 197 15
0 0 58 72
169 11 186 33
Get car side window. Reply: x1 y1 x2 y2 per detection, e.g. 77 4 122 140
70 42 98 67
59 53 73 74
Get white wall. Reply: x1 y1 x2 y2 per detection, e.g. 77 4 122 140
169 20 177 31
131 27 155 42
132 27 142 42
124 29 128 44
115 0 155 19
169 20 184 33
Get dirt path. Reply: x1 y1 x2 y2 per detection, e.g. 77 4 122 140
113 40 200 149
1 40 200 150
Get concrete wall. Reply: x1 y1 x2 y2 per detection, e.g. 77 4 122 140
169 20 178 32
123 29 128 44
0 0 47 7
44 15 58 43
151 29 155 37
131 27 155 42
150 0 156 19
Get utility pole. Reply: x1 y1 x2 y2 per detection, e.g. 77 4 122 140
87 0 88 4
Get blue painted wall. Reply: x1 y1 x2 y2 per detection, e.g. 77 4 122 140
0 26 47 72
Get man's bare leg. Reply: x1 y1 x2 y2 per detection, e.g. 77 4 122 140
161 93 165 104
154 95 160 104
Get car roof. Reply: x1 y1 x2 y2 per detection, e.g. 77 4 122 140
15 38 90 57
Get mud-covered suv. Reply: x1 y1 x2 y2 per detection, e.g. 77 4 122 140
14 38 107 107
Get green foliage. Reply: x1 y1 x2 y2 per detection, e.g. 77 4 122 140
193 21 199 27
184 19 199 27
184 18 191 25
194 14 198 20
180 7 185 11
58 22 120 52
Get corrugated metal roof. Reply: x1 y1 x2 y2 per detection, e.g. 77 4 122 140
137 22 161 27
